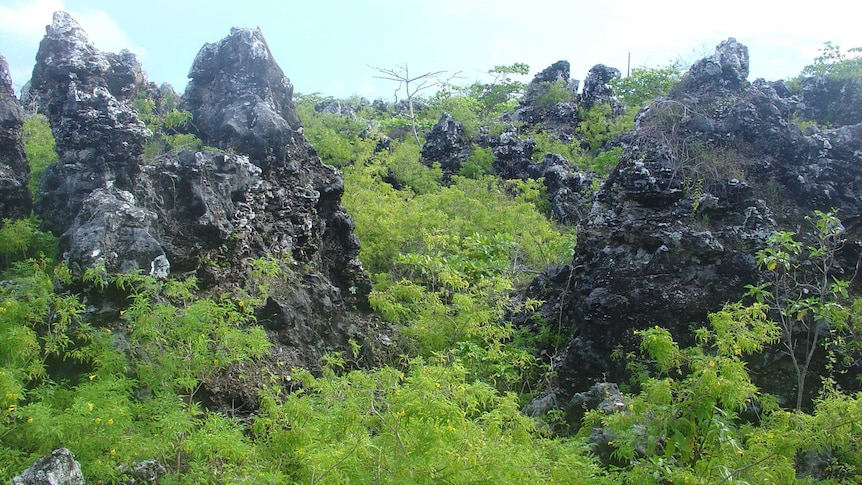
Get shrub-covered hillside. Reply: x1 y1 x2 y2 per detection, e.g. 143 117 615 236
2 13 862 484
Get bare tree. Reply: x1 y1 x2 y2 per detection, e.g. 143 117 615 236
371 64 444 146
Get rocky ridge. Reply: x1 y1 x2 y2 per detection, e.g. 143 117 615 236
22 11 384 411
519 38 862 420
0 54 33 220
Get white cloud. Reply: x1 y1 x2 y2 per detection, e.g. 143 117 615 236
0 0 64 44
0 0 143 57
73 8 146 59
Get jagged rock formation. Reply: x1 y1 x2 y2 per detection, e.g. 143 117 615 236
13 448 83 485
512 60 580 132
30 11 151 238
798 75 862 127
419 112 472 176
28 11 383 411
183 27 302 168
0 54 33 219
489 128 595 224
580 64 621 109
519 37 862 418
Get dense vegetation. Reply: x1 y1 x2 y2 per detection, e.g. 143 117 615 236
2 47 862 483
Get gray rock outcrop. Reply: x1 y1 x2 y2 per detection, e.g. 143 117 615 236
0 53 33 219
13 448 83 485
420 112 472 177
489 128 594 224
519 37 862 417
27 11 383 412
513 60 580 131
580 64 621 109
182 27 302 169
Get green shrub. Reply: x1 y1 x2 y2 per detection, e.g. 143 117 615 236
22 115 58 198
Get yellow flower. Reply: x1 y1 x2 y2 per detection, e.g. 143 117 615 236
109 449 116 456
0 307 6 313
87 402 94 411
628 403 634 411
238 300 244 308
447 426 457 433
709 360 716 368
88 375 96 381
26 417 33 424
94 417 101 424
107 418 114 426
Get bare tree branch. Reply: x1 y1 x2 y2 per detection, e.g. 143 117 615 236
370 64 445 146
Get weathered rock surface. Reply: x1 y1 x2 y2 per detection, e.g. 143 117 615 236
31 11 151 238
13 448 83 485
512 60 580 131
182 27 302 169
489 128 595 224
28 12 383 413
580 64 621 109
420 112 472 176
0 53 32 219
519 38 862 417
798 75 862 127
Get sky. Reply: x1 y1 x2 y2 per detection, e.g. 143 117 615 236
0 0 860 100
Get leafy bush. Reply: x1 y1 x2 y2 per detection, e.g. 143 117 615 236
533 79 574 110
800 42 862 80
22 114 58 198
609 63 683 110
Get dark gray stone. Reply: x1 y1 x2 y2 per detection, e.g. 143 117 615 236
13 448 83 485
516 37 862 418
31 11 150 235
581 64 621 109
0 53 32 219
183 27 302 169
420 112 473 177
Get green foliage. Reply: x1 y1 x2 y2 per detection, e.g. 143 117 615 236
344 161 572 394
295 94 379 167
750 210 859 410
427 89 484 137
469 63 529 117
592 146 624 176
0 264 270 482
592 303 783 483
533 79 573 110
22 114 58 198
532 131 585 166
429 63 529 127
801 42 862 80
379 141 442 194
610 62 684 109
577 103 634 153
458 145 494 178
0 217 57 269
132 94 202 157
250 361 610 484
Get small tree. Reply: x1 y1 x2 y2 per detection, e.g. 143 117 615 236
748 210 858 410
371 64 444 146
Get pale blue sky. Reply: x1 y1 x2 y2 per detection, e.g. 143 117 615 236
1 0 860 100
